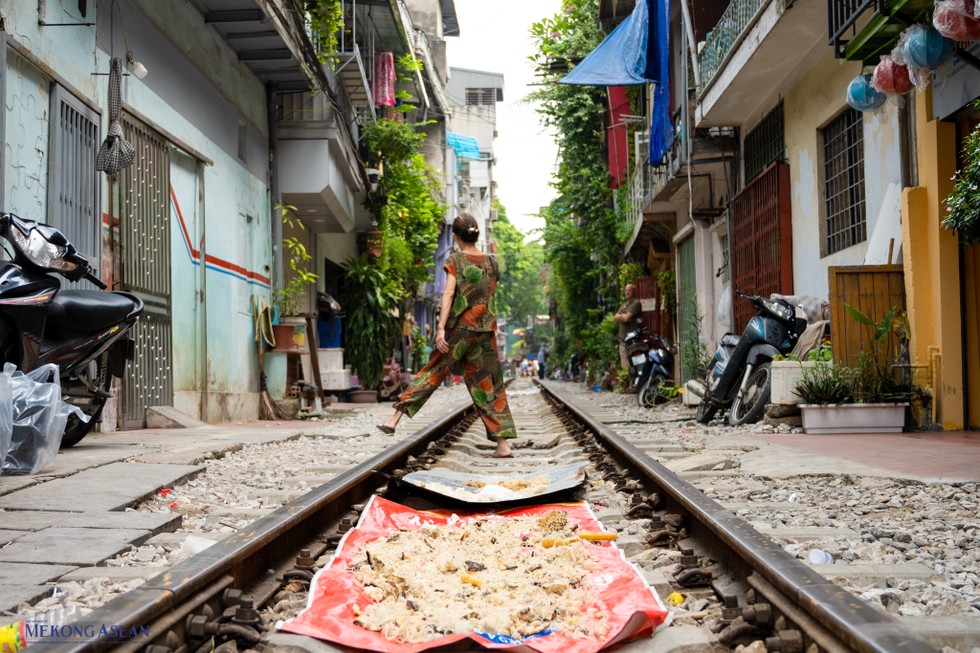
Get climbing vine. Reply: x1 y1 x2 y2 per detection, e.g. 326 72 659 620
305 0 344 61
528 0 632 369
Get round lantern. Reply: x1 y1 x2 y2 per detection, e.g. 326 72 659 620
904 25 954 69
934 0 980 42
872 56 914 94
847 73 887 111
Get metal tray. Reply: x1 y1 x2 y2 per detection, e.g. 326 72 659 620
400 462 588 505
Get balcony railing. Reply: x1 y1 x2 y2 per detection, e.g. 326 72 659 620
828 0 883 57
697 0 771 92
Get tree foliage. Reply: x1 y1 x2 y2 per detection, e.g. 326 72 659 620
527 0 630 370
360 118 445 300
491 201 546 328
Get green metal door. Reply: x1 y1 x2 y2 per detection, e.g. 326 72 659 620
676 237 697 382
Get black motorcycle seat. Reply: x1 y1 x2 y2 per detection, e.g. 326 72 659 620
47 290 139 333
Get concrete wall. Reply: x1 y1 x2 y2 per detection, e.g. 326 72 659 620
783 52 904 300
2 0 275 424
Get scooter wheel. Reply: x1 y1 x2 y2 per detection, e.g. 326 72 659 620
729 363 772 426
637 375 668 408
695 399 718 424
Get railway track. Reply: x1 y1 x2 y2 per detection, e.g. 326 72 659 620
32 380 971 653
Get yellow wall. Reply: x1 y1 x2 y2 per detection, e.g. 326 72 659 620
901 89 965 429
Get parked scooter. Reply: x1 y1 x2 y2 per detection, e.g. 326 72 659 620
0 213 143 447
623 325 676 408
685 291 807 426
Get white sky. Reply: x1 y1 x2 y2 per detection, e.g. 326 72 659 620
445 1 560 237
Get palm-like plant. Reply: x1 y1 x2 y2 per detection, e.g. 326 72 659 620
340 255 400 390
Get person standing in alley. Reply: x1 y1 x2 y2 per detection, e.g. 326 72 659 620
613 283 642 391
536 344 547 380
377 214 516 458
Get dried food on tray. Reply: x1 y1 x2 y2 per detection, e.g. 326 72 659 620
401 462 588 504
279 496 670 653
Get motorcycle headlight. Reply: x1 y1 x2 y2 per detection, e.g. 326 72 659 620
9 225 79 271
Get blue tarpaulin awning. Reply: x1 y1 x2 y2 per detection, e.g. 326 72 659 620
446 132 481 160
559 0 658 86
559 0 675 165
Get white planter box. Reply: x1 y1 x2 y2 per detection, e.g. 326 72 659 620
319 348 344 371
770 360 817 405
321 369 352 391
800 403 908 435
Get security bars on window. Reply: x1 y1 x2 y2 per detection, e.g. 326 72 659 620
822 107 867 255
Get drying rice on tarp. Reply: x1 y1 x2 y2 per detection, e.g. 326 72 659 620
415 475 550 502
279 496 670 653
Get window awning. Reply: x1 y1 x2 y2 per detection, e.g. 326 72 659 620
559 0 657 86
446 132 482 160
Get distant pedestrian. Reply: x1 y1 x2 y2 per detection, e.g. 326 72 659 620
377 214 516 458
613 283 641 388
536 345 546 380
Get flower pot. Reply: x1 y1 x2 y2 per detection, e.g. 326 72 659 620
799 403 908 435
348 389 378 403
272 319 306 350
771 360 817 405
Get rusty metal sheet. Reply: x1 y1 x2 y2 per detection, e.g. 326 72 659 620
401 462 589 505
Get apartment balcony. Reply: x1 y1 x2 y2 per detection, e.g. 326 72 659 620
695 0 828 126
829 0 931 63
625 123 736 255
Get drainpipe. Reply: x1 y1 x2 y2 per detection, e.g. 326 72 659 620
679 0 701 88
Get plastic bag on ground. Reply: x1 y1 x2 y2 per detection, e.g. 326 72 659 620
1 363 87 475
0 372 11 476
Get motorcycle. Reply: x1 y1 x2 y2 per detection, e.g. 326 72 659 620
0 212 143 448
623 325 676 408
685 291 807 426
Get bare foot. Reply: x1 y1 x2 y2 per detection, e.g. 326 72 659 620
377 411 403 435
493 438 513 458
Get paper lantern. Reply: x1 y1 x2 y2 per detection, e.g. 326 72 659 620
872 56 914 94
847 74 887 111
904 25 954 69
934 0 980 42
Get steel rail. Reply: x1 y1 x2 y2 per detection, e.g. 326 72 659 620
537 380 937 653
32 404 473 653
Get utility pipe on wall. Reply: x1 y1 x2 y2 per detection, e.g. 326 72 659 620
679 0 701 88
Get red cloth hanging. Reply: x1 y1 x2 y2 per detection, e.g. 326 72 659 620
374 52 396 108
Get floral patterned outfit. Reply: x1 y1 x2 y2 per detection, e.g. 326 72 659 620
393 251 516 441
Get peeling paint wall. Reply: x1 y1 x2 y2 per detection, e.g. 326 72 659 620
784 53 904 300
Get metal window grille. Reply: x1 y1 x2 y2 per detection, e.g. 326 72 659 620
744 103 784 182
822 108 866 254
118 116 173 429
465 88 495 106
49 86 101 271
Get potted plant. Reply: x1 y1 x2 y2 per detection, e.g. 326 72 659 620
271 203 318 351
796 305 911 434
340 254 400 402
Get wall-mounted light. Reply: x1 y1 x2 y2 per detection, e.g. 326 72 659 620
366 168 381 193
127 51 148 79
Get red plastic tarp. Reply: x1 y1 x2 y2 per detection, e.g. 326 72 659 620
279 496 670 652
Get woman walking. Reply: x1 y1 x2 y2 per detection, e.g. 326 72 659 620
377 214 516 458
